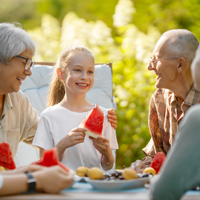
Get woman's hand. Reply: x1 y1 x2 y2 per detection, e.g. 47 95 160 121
34 165 74 194
1 165 47 175
107 109 117 130
0 165 73 196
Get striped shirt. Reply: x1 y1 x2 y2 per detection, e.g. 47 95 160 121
142 85 200 160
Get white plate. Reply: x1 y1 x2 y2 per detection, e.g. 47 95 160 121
86 177 150 190
73 174 90 182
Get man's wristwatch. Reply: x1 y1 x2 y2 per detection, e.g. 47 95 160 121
26 172 36 193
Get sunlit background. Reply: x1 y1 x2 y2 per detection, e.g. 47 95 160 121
1 0 200 168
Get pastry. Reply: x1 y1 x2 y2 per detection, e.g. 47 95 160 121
76 166 89 177
143 167 156 176
122 168 137 180
88 167 103 179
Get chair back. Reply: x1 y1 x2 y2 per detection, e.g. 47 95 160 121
20 62 115 116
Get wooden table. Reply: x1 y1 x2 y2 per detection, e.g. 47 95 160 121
2 182 200 200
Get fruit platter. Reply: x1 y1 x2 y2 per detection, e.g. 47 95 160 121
75 166 153 190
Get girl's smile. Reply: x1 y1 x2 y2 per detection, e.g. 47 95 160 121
76 83 89 88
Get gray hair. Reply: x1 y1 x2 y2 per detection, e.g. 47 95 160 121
161 29 199 64
0 23 36 64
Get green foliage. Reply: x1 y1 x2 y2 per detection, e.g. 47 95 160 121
0 0 118 30
2 0 200 168
2 0 200 42
27 0 159 169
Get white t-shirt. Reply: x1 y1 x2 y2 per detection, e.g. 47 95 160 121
32 104 118 171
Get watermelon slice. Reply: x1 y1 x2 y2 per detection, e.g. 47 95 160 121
0 142 16 170
31 147 69 172
79 104 104 138
150 152 166 174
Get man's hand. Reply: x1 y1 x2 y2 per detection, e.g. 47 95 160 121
33 166 74 194
107 109 117 130
130 157 152 173
130 160 148 173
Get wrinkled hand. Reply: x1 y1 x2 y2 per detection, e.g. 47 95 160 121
130 160 148 173
107 109 117 130
65 127 87 148
89 136 112 156
33 165 74 194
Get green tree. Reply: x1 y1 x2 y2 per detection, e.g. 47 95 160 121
28 0 159 168
3 0 200 168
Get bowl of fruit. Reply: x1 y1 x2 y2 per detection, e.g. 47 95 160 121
75 167 153 190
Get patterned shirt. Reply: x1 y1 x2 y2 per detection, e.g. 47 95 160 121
142 85 200 159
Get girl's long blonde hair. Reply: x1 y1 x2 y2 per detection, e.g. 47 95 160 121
47 45 94 107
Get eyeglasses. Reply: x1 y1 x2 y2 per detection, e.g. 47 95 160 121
149 56 180 67
15 55 35 71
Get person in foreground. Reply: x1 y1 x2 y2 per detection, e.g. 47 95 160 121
0 23 39 157
0 22 117 158
32 45 119 172
149 44 200 200
0 165 73 196
131 29 200 172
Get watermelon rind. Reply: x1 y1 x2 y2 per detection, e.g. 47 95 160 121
84 130 98 139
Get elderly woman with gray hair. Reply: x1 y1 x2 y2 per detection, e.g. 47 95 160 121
0 23 38 157
0 23 75 195
150 44 200 199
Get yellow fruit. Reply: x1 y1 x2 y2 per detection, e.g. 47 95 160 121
0 166 5 171
88 167 103 180
122 169 137 180
76 166 89 177
143 167 156 176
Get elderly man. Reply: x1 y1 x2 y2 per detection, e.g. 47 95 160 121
131 29 200 172
150 44 200 200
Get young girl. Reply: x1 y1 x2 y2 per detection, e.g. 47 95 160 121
32 45 118 171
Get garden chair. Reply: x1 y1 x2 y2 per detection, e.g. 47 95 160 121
14 62 117 171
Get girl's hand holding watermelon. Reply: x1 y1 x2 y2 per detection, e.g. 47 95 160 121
39 127 87 159
89 136 114 171
55 127 87 159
